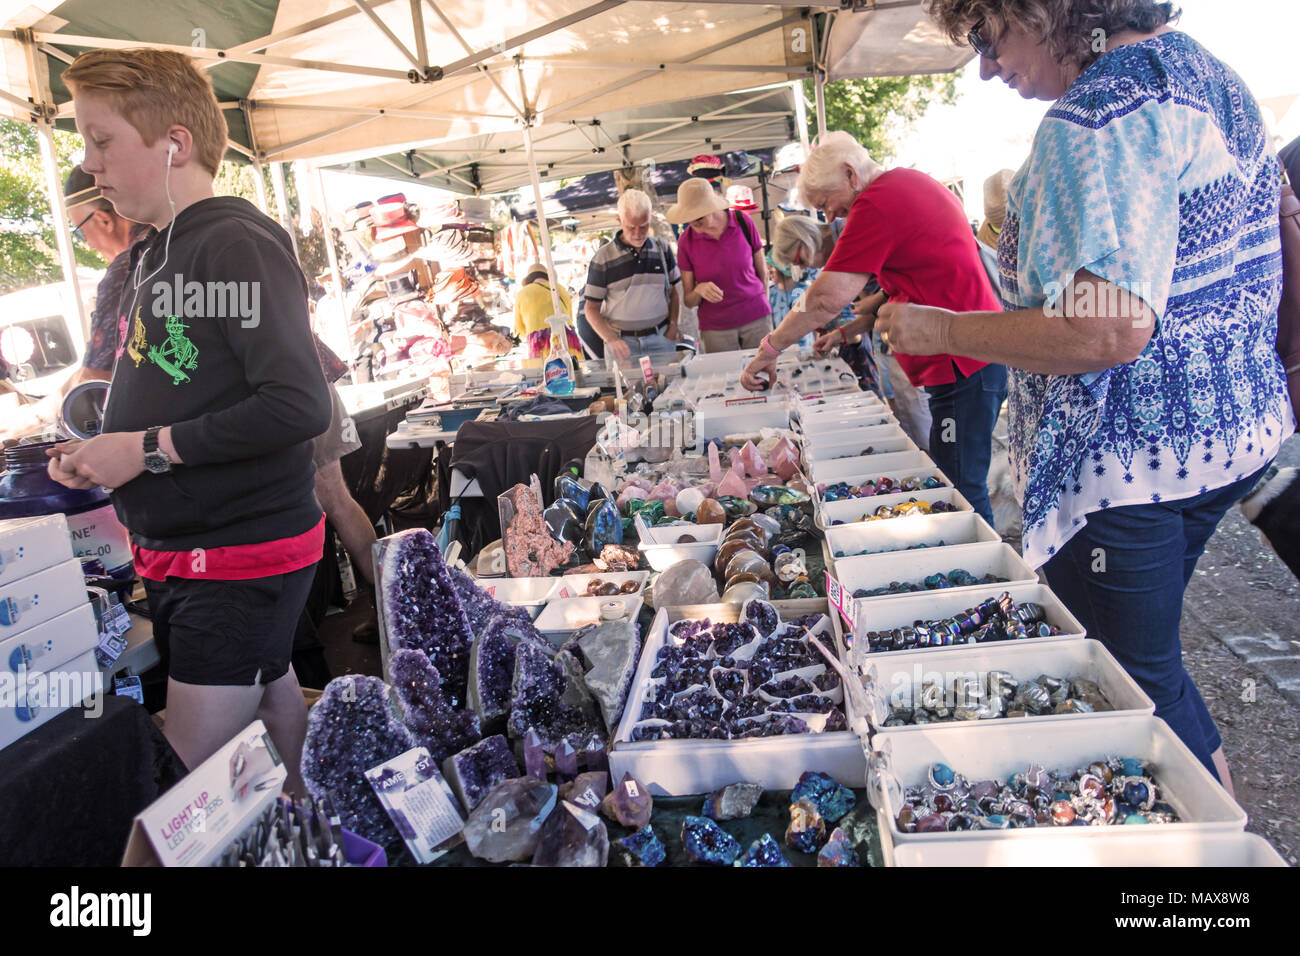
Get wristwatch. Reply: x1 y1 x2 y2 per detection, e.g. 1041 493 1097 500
143 426 173 474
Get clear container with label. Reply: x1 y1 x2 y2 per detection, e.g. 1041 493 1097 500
0 441 135 588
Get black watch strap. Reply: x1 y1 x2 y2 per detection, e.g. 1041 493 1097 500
144 426 162 454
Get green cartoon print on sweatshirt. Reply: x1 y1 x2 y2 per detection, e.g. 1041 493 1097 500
147 315 199 385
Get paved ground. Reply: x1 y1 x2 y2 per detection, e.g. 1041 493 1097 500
1180 434 1300 864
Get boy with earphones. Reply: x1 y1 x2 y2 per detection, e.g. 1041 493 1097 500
48 49 332 793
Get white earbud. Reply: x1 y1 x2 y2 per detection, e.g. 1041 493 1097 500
167 142 178 166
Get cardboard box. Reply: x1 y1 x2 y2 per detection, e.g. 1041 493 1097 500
0 645 102 751
0 514 74 585
0 558 89 640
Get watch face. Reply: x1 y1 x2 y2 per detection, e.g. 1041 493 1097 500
145 452 171 474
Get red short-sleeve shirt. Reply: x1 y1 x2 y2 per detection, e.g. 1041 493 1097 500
823 168 1000 387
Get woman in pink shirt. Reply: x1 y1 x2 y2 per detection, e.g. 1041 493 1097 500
668 178 772 353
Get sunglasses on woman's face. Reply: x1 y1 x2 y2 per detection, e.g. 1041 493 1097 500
968 18 997 59
71 210 94 242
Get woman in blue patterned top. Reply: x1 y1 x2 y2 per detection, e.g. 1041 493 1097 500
883 0 1293 788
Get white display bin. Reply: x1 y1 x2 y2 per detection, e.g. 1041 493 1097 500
832 541 1037 602
803 426 916 461
548 570 651 601
859 638 1154 733
891 830 1287 867
825 512 1002 563
533 594 644 643
609 600 866 795
847 582 1085 667
820 487 973 529
869 714 1248 866
799 411 898 437
472 575 561 620
810 450 937 484
637 522 722 572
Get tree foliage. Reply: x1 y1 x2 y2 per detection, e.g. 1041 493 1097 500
0 118 104 294
805 73 959 162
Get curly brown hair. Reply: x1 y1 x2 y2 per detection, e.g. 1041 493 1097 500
926 0 1180 71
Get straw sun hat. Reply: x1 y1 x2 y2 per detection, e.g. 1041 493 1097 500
665 178 731 224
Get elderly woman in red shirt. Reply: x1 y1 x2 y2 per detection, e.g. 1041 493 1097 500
742 131 1007 527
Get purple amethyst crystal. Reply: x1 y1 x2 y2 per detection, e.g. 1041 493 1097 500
554 739 579 780
532 800 609 867
761 675 816 699
507 641 601 754
745 660 775 689
630 724 666 741
763 715 810 736
462 776 557 862
584 735 608 774
523 727 547 779
559 771 608 810
823 709 849 732
651 645 684 679
709 622 757 656
600 772 653 828
668 659 712 694
671 689 725 724
669 618 710 643
380 530 475 708
770 694 836 714
301 675 417 848
467 615 518 730
743 599 781 639
682 816 741 865
442 734 520 811
389 648 482 763
447 564 530 637
711 668 747 702
729 697 768 720
813 670 842 693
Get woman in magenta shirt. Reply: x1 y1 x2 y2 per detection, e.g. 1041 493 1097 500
668 178 772 353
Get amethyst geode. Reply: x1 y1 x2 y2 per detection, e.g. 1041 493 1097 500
380 530 475 708
301 675 416 848
468 612 550 731
447 563 532 637
442 734 520 811
507 641 602 754
389 648 481 763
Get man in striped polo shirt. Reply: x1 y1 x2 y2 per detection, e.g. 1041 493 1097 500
583 189 681 361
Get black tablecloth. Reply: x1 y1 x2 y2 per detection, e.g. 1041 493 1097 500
340 397 439 527
0 696 188 866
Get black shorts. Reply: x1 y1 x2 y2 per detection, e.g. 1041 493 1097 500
143 565 317 687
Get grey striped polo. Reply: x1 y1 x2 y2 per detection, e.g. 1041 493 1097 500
583 232 681 332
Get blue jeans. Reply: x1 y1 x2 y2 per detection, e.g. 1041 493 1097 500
1042 465 1270 779
925 363 1007 527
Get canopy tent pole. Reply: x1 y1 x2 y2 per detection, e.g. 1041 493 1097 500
269 161 302 264
21 33 88 339
312 164 350 368
250 159 271 215
791 79 810 153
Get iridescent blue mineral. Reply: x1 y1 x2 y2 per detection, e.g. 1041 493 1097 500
682 815 742 865
791 771 858 824
380 529 475 708
735 833 791 867
817 827 860 867
618 826 667 867
584 499 624 553
301 675 417 848
786 797 827 853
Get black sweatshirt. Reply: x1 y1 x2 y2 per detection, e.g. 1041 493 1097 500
102 197 331 551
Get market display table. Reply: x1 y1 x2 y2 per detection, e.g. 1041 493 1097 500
336 380 437 525
0 696 188 866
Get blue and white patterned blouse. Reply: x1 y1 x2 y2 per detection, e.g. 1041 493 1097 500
999 31 1294 569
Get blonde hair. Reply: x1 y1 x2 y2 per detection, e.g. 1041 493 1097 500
63 49 227 176
772 215 825 270
797 131 882 197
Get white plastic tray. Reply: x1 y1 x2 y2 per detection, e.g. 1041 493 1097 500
533 594 644 642
820 486 973 529
473 575 560 619
802 425 915 461
609 600 866 795
799 411 899 437
810 450 937 484
870 714 1249 866
815 467 951 515
832 541 1037 602
825 512 1002 562
548 570 650 601
637 522 722 573
847 582 1085 666
891 831 1287 867
860 638 1154 733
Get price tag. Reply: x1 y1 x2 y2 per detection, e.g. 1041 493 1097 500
624 779 640 799
558 586 573 599
724 396 768 407
366 747 465 865
824 570 856 633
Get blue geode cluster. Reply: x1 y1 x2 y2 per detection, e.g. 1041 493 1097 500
791 770 857 823
629 610 847 741
735 833 791 867
618 826 667 867
301 675 417 847
681 816 741 865
381 530 476 708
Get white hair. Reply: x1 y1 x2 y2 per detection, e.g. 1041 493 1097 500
772 215 824 270
797 130 882 197
617 188 652 220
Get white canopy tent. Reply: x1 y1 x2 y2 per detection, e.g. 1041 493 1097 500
0 0 969 338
